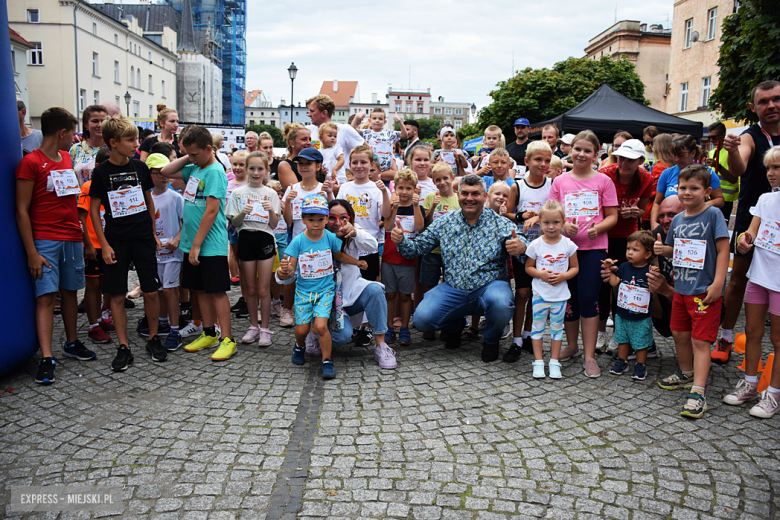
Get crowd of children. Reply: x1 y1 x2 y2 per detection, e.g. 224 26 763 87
17 104 780 421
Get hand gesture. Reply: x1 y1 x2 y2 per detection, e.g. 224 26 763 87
322 179 333 194
521 210 537 220
391 219 405 244
477 163 491 176
277 255 293 280
85 244 97 262
723 134 740 153
412 192 420 206
653 233 665 256
391 192 400 206
705 157 716 168
433 193 441 207
499 202 507 217
523 215 539 234
242 201 253 215
285 189 298 203
563 218 578 236
505 229 526 256
261 199 273 211
600 258 616 282
392 114 402 124
166 236 180 251
587 220 598 240
356 110 366 121
339 221 356 239
28 252 53 280
357 260 368 270
547 272 562 286
737 232 754 254
321 166 329 178
375 179 387 193
647 265 667 294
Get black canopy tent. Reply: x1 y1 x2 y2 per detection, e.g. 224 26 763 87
529 84 704 141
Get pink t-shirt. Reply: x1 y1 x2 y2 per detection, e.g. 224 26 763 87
548 171 618 251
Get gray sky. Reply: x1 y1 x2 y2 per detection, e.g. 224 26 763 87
246 0 673 110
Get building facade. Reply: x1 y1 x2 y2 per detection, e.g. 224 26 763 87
388 87 431 118
318 80 359 124
10 0 178 129
665 0 735 127
585 20 672 110
429 97 474 130
11 28 33 126
279 103 311 126
348 92 390 122
245 90 280 127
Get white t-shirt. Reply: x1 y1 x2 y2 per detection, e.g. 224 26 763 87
308 123 365 182
320 145 344 183
217 152 233 177
226 184 281 235
152 189 184 263
359 129 401 171
339 181 384 252
525 235 578 302
516 177 553 241
282 182 323 237
417 178 437 206
747 190 780 292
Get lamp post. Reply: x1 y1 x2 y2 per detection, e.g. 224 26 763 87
287 62 297 124
470 103 476 125
124 91 131 117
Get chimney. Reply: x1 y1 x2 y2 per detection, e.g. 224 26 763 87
281 99 286 106
333 80 338 92
371 93 377 104
639 23 647 32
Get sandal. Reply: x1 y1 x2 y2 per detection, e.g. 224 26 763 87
399 327 411 346
385 327 398 344
461 326 480 341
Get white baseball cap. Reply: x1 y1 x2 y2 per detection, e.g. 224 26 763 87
559 133 576 145
612 139 646 160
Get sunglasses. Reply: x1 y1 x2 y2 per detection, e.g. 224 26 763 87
328 215 350 223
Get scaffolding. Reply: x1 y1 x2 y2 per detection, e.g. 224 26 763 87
168 0 246 124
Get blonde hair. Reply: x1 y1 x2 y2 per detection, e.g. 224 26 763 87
211 131 224 149
485 125 505 147
370 107 386 118
538 200 565 221
488 180 510 195
550 155 562 171
232 149 248 162
257 131 274 145
101 115 138 148
393 168 418 186
488 147 510 160
526 140 552 159
431 162 454 179
282 122 309 154
350 144 375 164
764 145 780 167
319 122 338 137
246 151 270 184
156 104 177 126
305 95 335 117
407 145 433 163
267 180 283 193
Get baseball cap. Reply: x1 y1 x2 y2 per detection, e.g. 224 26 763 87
513 118 530 127
145 153 170 170
559 133 576 145
612 139 647 160
293 147 323 163
301 194 329 215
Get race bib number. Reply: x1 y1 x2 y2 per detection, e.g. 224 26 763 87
50 170 80 197
292 199 303 220
617 283 650 314
755 220 780 256
514 165 527 179
183 176 201 202
520 201 542 214
418 185 437 206
397 216 417 238
537 254 568 274
242 198 269 223
108 186 146 218
157 238 174 260
480 155 490 169
673 239 706 270
299 250 334 280
372 141 393 157
564 190 599 217
273 217 287 233
433 210 449 221
440 151 456 165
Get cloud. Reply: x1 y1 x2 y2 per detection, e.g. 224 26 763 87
246 0 673 110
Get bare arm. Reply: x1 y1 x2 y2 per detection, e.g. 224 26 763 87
188 196 220 265
277 161 298 191
725 133 754 178
160 155 188 180
15 179 53 279
706 187 725 208
650 191 664 230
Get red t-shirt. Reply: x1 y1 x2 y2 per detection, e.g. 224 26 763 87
599 163 653 238
381 204 419 266
643 161 670 221
15 149 82 242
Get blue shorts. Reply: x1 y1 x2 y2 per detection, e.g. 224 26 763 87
275 233 288 261
294 289 334 325
228 224 239 245
33 239 85 298
613 314 654 350
420 251 444 286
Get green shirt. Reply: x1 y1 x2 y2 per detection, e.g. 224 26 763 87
180 162 228 256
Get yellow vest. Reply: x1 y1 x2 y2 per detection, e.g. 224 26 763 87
710 147 739 202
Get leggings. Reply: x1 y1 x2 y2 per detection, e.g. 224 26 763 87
531 296 566 341
598 237 628 321
565 249 606 321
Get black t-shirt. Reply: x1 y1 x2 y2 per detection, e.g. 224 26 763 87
282 159 303 183
506 140 529 165
139 134 182 158
615 262 652 321
269 157 281 180
735 124 780 232
89 158 154 241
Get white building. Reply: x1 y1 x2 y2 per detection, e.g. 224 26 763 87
348 93 390 122
11 28 34 125
245 89 280 128
387 87 431 118
429 97 475 130
10 0 178 129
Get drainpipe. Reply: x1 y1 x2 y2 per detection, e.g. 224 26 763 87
73 1 79 117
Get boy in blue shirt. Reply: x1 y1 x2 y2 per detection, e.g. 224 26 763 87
278 194 366 379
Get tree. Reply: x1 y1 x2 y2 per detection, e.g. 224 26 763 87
246 124 285 148
477 56 649 139
709 0 780 124
399 116 442 140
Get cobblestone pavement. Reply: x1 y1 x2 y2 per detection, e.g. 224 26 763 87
2 278 779 520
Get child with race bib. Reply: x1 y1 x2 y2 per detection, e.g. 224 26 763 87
524 201 579 379
227 151 281 347
281 194 367 379
353 108 406 181
472 125 505 174
484 148 515 190
547 130 618 378
602 230 655 381
432 126 469 177
227 150 247 310
408 146 437 203
725 145 780 418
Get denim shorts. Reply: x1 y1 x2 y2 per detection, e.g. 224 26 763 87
33 239 85 298
228 224 239 245
420 252 444 286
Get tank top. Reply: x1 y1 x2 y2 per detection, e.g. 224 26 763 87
735 124 780 231
282 159 303 183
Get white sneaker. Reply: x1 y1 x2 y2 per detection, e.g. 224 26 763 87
532 360 546 379
180 322 203 338
606 317 614 328
501 323 512 339
607 336 619 352
242 325 259 344
595 332 609 353
477 317 487 332
258 328 273 347
548 360 562 379
305 332 321 356
374 343 397 369
280 308 295 327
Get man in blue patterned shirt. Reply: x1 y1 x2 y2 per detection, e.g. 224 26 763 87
392 174 528 361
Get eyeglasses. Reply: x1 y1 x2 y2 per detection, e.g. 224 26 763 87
328 215 350 223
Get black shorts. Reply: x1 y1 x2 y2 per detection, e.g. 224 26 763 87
359 252 380 282
237 231 276 262
85 253 104 278
102 238 160 295
182 255 230 294
512 257 532 289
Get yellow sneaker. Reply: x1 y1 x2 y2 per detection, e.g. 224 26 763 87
184 331 219 352
211 337 237 361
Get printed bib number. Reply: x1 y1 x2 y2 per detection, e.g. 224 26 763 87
273 216 287 233
157 238 173 259
440 151 456 165
242 198 269 223
564 190 599 217
673 239 707 270
537 254 568 274
299 250 334 280
617 283 650 314
514 165 527 179
433 210 449 221
480 155 490 169
292 200 303 220
50 170 80 197
108 186 146 218
183 176 201 202
521 201 542 214
418 186 436 205
397 216 417 238
755 220 780 256
372 141 393 157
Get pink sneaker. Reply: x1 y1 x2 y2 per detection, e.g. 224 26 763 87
280 308 295 327
258 328 273 347
584 358 601 378
305 332 321 356
559 343 581 362
749 391 780 418
374 343 397 369
272 300 283 317
242 326 259 344
723 379 759 405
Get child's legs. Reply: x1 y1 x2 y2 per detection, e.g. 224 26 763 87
143 291 160 337
229 242 239 278
197 290 215 327
691 338 712 388
240 260 260 328
109 294 129 345
524 299 533 333
689 295 722 387
256 257 275 329
295 323 311 347
548 301 566 359
385 292 397 335
744 281 772 377
514 288 530 336
531 297 552 360
635 347 648 365
158 289 168 319
574 250 605 358
400 293 413 328
163 288 180 327
312 317 331 360
283 281 295 310
564 272 581 349
59 289 77 343
208 292 231 338
35 293 57 357
85 275 102 325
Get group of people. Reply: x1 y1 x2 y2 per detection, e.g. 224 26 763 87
15 80 780 421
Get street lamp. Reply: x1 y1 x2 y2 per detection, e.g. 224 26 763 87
470 103 477 124
124 91 132 117
288 62 298 124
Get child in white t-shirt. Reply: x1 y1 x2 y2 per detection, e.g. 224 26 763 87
318 122 344 184
525 201 579 379
432 126 469 176
353 108 407 177
408 146 437 203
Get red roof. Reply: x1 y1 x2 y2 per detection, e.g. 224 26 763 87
245 90 262 106
10 28 33 49
318 81 359 109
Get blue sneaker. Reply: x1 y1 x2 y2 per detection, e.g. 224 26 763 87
140 321 171 338
632 362 647 381
321 359 335 379
609 358 629 376
163 330 182 351
63 339 96 361
291 344 305 365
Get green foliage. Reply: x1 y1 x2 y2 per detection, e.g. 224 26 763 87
422 138 440 150
477 56 649 138
246 124 285 147
457 123 482 144
402 116 443 140
709 0 780 124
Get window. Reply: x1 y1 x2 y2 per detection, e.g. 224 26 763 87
260 120 265 125
92 23 97 35
92 52 99 76
434 107 442 114
27 9 39 23
132 101 139 118
148 51 152 62
445 108 452 115
679 82 689 112
93 90 99 105
114 61 120 82
707 8 718 40
701 77 712 107
149 105 153 118
455 120 462 129
406 102 412 113
79 89 86 111
249 120 255 125
27 42 43 65
162 58 165 68
136 69 141 89
148 74 153 93
271 121 276 127
395 101 401 112
417 103 423 114
684 19 693 49
261 112 264 115
130 66 134 87
161 80 166 98
445 120 452 126
114 34 118 45
455 108 463 115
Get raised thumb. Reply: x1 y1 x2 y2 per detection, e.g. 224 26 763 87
588 221 595 229
511 229 518 239
657 233 662 242
396 218 403 229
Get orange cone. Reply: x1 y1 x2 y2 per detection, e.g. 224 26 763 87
734 333 746 354
738 356 762 372
758 354 775 392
